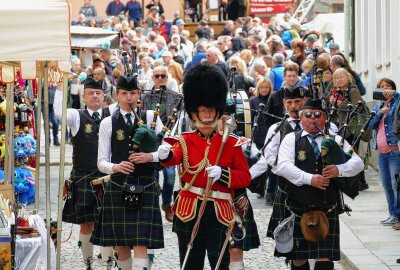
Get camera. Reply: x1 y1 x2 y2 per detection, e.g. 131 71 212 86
373 88 387 101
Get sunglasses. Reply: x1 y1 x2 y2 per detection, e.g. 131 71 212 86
304 111 322 119
153 74 167 79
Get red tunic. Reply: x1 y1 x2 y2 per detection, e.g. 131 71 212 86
162 130 251 226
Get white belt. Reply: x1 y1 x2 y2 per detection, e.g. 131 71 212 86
186 185 232 201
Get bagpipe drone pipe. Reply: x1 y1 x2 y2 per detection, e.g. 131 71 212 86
315 102 376 213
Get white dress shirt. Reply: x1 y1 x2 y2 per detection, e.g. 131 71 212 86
264 118 339 173
97 107 163 175
276 130 364 187
54 90 103 137
264 117 300 173
240 142 269 180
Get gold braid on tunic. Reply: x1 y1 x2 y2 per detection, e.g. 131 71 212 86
178 135 211 190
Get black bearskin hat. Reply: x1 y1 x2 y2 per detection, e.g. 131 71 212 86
182 63 227 120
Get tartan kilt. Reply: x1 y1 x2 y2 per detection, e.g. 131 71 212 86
91 174 164 249
274 199 341 261
232 193 261 251
267 189 287 238
62 170 104 224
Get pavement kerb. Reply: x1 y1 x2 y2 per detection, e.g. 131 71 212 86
39 161 73 166
339 218 387 270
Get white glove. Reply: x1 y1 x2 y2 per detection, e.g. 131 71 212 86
158 144 171 160
205 166 222 183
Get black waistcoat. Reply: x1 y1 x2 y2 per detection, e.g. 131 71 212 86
279 130 339 208
72 108 110 172
279 119 295 143
111 110 154 177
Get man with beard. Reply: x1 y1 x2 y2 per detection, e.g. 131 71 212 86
264 86 306 206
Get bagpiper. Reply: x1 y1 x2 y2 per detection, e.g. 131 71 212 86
94 76 164 270
55 77 113 269
274 98 364 270
158 63 251 270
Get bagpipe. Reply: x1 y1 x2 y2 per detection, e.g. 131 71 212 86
314 102 376 214
150 85 166 131
309 48 323 99
156 94 183 143
121 45 138 77
327 85 372 142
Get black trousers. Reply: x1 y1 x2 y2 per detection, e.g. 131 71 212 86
174 201 230 270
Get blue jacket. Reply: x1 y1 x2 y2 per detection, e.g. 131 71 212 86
125 1 142 21
106 1 125 16
369 92 400 150
269 64 285 92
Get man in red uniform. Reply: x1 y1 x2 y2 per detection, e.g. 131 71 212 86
158 63 251 270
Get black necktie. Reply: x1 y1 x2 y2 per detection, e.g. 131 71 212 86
92 112 101 125
293 120 301 131
126 113 133 133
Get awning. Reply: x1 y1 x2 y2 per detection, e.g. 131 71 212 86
307 13 345 50
70 26 120 49
0 0 71 81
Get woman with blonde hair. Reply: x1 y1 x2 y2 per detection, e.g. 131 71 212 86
250 77 273 148
229 56 255 97
326 67 368 191
326 67 363 126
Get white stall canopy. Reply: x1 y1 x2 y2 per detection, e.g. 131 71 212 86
0 0 71 81
307 13 345 51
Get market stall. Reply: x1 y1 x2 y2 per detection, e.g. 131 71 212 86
0 0 71 269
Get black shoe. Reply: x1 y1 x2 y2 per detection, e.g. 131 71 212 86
53 137 60 146
359 182 369 191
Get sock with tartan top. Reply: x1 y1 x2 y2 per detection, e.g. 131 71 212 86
100 246 114 269
229 261 245 270
133 258 148 270
147 249 155 269
117 257 133 270
79 233 93 262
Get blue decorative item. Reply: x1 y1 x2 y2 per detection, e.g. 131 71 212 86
24 133 37 156
21 168 35 204
14 168 35 204
14 136 27 158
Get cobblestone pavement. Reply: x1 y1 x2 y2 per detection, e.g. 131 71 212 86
58 198 345 270
36 135 345 269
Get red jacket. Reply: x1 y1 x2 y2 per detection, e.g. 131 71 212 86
162 130 251 225
162 130 251 192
